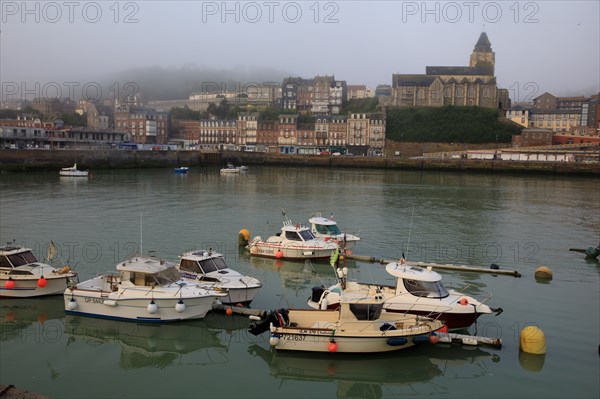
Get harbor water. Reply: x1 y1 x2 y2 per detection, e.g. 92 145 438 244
1 166 599 398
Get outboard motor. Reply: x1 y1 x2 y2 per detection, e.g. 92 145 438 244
248 308 289 336
311 285 325 303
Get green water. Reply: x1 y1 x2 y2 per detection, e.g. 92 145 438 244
1 166 599 398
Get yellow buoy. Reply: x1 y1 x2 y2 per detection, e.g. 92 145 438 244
238 229 250 246
534 266 553 280
520 326 546 355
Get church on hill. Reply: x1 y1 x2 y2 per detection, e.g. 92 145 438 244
389 33 510 110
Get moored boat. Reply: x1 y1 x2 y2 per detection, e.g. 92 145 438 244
308 260 501 331
64 254 226 322
59 163 89 177
220 163 247 174
177 249 262 305
247 219 338 261
249 296 443 353
1 242 78 297
309 213 360 249
173 167 189 174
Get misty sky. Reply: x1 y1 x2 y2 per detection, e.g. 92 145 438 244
1 0 599 102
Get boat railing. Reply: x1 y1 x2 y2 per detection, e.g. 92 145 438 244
445 283 493 305
384 293 455 317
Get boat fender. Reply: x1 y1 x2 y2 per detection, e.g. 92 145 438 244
147 300 158 314
412 335 430 345
4 278 15 289
269 334 280 347
67 298 77 310
175 300 186 313
249 315 261 321
320 298 329 310
387 337 408 346
37 276 47 288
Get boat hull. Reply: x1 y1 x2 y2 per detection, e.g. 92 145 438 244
1 275 74 298
214 286 261 305
384 308 484 331
249 243 334 260
63 292 218 323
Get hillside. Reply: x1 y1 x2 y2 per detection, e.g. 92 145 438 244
386 106 522 143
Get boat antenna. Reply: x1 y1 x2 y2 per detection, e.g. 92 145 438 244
405 207 415 261
140 213 143 255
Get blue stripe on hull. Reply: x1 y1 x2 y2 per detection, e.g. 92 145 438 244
64 310 180 323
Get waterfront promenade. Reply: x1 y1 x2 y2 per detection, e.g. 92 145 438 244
1 148 599 176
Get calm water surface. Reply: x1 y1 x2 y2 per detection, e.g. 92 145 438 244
1 166 599 398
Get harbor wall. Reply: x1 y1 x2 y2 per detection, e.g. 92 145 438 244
1 149 599 176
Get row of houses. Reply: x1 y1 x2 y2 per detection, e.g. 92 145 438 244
177 112 385 155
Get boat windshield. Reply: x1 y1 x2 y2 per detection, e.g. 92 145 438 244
349 303 384 320
199 257 228 273
403 279 449 298
5 251 38 267
179 259 201 273
298 230 315 241
153 267 181 285
315 224 341 235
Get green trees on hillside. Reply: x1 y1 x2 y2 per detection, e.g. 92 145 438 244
386 106 521 143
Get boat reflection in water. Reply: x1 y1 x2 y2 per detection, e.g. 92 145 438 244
63 312 247 370
0 296 65 341
248 343 500 398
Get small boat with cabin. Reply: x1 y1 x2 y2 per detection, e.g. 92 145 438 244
220 163 247 174
1 242 78 297
309 213 360 249
177 249 262 305
307 260 501 331
64 254 226 323
249 295 443 353
247 219 338 261
59 163 89 177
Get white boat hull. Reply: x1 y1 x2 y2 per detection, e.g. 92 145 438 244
249 243 335 260
59 171 88 177
271 331 421 353
1 274 74 298
63 291 218 322
209 286 261 305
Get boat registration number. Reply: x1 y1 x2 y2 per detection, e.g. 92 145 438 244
280 334 305 341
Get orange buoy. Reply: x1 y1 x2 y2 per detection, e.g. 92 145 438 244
429 333 439 344
37 276 47 288
328 341 338 352
225 307 233 316
459 297 469 306
4 279 15 289
275 250 283 259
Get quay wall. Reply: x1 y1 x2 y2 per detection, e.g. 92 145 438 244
1 149 599 176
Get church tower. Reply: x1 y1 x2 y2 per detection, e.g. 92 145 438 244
469 32 495 75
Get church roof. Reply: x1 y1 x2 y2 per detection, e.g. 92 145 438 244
392 74 436 87
474 32 492 52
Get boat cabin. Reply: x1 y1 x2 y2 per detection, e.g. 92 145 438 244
116 257 181 287
386 263 449 299
310 217 342 236
0 246 39 270
179 251 229 275
339 298 385 321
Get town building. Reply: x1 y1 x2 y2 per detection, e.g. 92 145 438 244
237 112 258 149
198 119 237 150
277 114 298 153
528 109 581 133
114 103 169 145
390 33 509 110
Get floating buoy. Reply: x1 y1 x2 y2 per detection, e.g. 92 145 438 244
429 332 439 344
275 250 283 259
4 278 15 289
238 229 250 246
345 249 352 256
520 326 546 354
67 298 77 310
534 266 553 280
328 340 338 352
147 300 158 314
269 335 280 346
37 276 47 288
175 300 186 313
225 307 233 316
459 297 469 306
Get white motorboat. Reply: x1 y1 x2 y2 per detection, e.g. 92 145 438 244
64 255 226 323
308 213 361 249
1 242 78 298
177 249 262 305
247 219 338 261
308 261 501 331
59 163 89 177
249 296 443 353
220 163 247 174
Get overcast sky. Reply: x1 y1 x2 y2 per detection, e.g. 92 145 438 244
1 1 599 102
